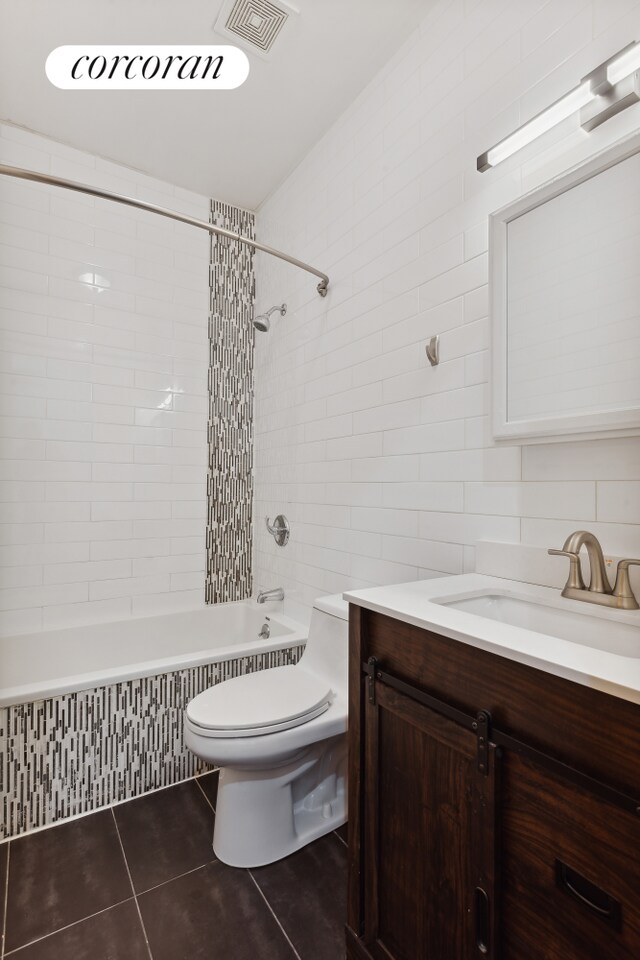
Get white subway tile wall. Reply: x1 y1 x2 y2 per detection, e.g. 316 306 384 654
253 0 640 619
0 124 210 634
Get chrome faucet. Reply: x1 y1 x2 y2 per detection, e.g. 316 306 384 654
256 587 284 604
549 530 640 610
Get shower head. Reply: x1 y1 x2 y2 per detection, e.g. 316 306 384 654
253 303 286 333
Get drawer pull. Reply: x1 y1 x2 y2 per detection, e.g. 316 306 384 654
555 860 622 930
474 886 490 955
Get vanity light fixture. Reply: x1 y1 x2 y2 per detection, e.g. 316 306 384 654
607 41 640 86
477 40 640 171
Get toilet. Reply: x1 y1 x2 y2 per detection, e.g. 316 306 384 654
184 594 349 868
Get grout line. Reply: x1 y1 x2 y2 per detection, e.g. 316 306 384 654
4 897 135 957
110 810 154 960
333 828 347 849
135 859 218 899
1 844 9 960
247 871 303 960
194 773 217 814
193 775 217 854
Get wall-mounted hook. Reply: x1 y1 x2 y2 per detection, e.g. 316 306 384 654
425 335 440 366
266 514 290 547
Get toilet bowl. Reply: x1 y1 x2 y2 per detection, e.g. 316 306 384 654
184 594 348 867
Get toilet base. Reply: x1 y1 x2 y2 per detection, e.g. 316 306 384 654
212 734 347 868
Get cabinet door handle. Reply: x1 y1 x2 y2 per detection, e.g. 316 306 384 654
474 886 490 955
555 860 622 930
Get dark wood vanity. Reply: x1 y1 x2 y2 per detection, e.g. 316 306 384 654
345 605 640 960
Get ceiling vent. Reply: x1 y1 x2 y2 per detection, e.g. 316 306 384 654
214 0 299 60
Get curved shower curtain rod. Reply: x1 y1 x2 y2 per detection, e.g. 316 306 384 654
0 163 330 297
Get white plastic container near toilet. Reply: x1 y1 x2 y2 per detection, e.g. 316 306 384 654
184 594 349 867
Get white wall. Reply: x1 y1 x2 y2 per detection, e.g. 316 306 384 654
253 0 640 620
0 124 210 635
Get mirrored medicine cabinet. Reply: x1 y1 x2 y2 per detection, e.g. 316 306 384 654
490 130 640 443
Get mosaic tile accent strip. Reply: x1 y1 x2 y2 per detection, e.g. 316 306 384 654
206 200 255 604
0 644 304 840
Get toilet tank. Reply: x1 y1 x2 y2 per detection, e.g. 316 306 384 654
298 594 349 694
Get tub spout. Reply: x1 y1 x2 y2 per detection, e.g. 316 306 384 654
257 587 284 604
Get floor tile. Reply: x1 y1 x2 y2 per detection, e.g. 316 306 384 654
113 780 215 894
138 860 296 960
196 770 219 810
5 810 131 954
6 900 149 960
1 841 8 955
251 833 348 960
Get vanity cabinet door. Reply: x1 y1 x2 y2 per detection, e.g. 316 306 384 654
501 750 640 960
359 679 497 960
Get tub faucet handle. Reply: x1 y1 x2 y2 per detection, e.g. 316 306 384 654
265 515 290 547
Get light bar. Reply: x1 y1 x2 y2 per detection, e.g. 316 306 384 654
478 40 640 172
478 81 595 171
607 40 640 86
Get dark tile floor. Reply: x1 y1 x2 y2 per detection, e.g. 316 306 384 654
0 773 348 960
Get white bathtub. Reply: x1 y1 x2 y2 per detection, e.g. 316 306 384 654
0 601 307 707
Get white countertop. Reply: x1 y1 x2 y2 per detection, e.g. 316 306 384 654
344 574 640 705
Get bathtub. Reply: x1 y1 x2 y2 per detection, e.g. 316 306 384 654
0 600 307 707
0 601 308 838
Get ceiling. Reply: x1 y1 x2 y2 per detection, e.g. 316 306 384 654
0 0 427 210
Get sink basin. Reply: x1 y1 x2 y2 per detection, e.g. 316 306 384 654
432 592 640 659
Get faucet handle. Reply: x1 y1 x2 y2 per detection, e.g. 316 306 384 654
612 559 640 609
265 514 290 547
548 548 586 591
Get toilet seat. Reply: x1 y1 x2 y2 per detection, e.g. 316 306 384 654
186 666 333 738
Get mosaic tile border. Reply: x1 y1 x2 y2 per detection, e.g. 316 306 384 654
205 200 255 603
0 644 304 840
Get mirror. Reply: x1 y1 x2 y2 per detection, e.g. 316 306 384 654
490 132 640 442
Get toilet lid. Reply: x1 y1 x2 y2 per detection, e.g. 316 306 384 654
186 666 333 736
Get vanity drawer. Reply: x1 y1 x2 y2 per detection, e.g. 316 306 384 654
501 751 640 959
